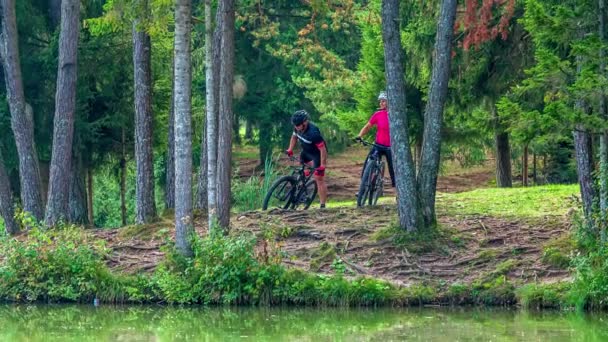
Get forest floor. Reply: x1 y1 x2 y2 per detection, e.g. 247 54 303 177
93 146 578 288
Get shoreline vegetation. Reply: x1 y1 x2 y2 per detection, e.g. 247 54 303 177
1 184 605 311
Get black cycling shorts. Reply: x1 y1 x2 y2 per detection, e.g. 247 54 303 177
300 151 321 168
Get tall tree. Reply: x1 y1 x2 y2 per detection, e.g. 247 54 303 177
45 0 81 226
574 56 595 230
493 107 513 187
0 0 45 221
68 156 88 224
598 0 608 236
165 61 176 211
133 0 157 224
174 0 194 256
216 0 235 230
381 0 424 232
206 0 221 227
195 122 207 210
0 149 17 234
417 0 457 226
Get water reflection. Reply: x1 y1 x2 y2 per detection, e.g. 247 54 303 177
0 305 606 341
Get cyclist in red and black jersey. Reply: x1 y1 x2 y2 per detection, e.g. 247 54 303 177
285 110 328 208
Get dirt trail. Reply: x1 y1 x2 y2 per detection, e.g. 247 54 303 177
93 206 571 286
91 148 570 286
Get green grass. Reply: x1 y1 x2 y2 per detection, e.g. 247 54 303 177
437 184 578 218
233 146 259 160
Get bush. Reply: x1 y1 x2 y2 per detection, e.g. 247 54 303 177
232 158 277 212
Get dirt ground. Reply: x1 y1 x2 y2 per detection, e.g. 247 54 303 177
92 147 571 287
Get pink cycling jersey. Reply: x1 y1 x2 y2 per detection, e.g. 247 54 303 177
369 109 391 146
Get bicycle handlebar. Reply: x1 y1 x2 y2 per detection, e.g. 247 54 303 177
354 138 390 150
285 155 317 170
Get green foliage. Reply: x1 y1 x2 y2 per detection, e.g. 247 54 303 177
232 157 277 212
516 283 570 309
541 236 576 269
570 243 608 310
0 215 116 302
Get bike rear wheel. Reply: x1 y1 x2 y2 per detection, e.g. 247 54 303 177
370 163 385 205
357 162 377 207
262 176 297 210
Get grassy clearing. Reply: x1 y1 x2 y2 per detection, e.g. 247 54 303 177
437 184 578 218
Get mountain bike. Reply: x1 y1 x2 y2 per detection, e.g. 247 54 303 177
356 139 386 207
262 155 318 210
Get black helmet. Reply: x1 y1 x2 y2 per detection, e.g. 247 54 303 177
291 110 309 126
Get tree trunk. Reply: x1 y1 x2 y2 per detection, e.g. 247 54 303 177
0 149 18 234
133 7 157 224
165 59 176 210
532 153 537 185
195 119 208 210
522 144 529 187
599 0 608 240
48 0 61 28
174 0 194 257
0 0 44 221
87 167 94 226
206 0 221 227
574 125 595 229
259 120 272 167
216 0 235 231
68 156 88 225
381 0 423 232
417 0 457 226
120 128 127 226
233 114 241 145
493 106 512 187
574 51 596 230
45 0 80 226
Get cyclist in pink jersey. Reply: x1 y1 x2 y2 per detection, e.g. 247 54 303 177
355 91 395 187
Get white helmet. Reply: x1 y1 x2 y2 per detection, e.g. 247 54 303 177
377 91 387 101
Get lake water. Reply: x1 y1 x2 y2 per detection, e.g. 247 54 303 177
0 305 606 341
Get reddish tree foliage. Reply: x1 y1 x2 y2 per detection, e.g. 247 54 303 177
460 0 516 50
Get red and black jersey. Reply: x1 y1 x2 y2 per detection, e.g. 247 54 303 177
293 122 326 154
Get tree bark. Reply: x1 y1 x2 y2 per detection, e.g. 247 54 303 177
0 149 18 234
216 0 235 231
68 156 88 225
120 128 127 226
133 6 157 224
493 107 512 187
381 0 423 232
0 0 44 221
417 0 457 226
45 0 80 226
522 144 529 187
87 167 94 226
195 120 208 210
599 0 608 239
206 0 222 227
174 0 194 256
165 59 176 210
574 125 595 228
532 153 537 185
574 52 596 231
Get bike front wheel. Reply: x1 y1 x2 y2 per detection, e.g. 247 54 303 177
292 179 318 210
262 176 297 210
